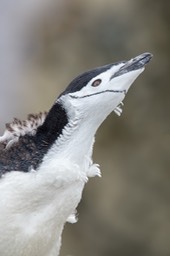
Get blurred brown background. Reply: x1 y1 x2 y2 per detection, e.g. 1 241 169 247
0 0 169 255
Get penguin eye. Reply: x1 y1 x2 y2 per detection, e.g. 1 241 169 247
91 79 102 87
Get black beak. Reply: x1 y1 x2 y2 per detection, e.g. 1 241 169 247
111 52 153 79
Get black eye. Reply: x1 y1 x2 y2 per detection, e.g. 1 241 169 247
91 79 102 87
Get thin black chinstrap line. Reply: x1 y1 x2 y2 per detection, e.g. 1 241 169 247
70 89 126 99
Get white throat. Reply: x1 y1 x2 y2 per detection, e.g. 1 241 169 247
40 100 106 172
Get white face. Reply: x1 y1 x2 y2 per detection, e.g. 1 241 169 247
61 63 144 123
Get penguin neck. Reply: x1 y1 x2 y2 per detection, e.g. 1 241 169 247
38 101 99 169
36 102 69 146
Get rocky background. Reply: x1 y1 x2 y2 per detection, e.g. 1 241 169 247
0 1 169 256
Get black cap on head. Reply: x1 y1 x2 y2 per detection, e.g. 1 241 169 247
59 62 123 97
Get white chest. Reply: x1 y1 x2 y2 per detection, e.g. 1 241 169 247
0 155 100 256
